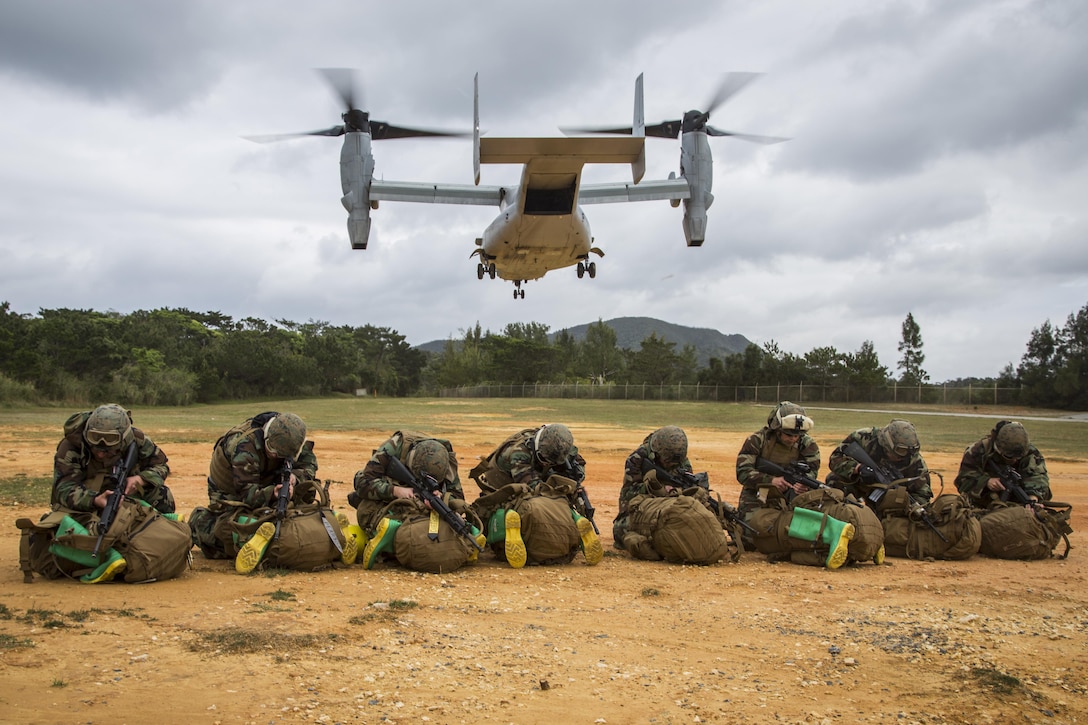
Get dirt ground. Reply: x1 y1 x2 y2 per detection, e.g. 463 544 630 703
1 420 1085 725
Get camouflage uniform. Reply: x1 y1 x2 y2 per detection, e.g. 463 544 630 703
348 430 464 528
471 427 586 493
736 426 820 519
190 412 318 558
827 427 932 505
612 431 696 544
954 428 1050 509
53 411 172 517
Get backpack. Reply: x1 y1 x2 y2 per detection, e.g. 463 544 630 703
512 478 582 565
229 485 347 571
791 488 884 565
626 493 731 565
394 507 484 573
978 502 1073 560
881 494 981 560
17 502 191 583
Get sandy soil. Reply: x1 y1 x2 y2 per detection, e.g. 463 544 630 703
1 421 1085 725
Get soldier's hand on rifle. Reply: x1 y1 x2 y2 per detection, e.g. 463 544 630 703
93 490 113 509
771 476 805 495
391 485 417 500
273 479 294 501
985 477 1006 493
123 474 143 496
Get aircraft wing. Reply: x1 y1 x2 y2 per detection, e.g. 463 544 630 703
370 180 505 206
578 178 690 204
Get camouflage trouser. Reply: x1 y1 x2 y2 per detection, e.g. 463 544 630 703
146 485 176 515
612 514 631 549
188 504 253 559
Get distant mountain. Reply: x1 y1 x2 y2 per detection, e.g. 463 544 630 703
416 317 752 366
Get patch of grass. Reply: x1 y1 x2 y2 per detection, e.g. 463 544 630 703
0 633 34 650
0 474 53 506
260 567 292 578
383 599 418 610
189 627 340 655
971 667 1026 695
267 590 296 601
0 603 12 620
51 678 67 688
641 587 661 597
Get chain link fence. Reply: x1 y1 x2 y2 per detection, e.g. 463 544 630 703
436 382 1023 406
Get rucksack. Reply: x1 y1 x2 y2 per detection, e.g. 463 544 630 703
626 494 731 565
978 502 1073 560
229 485 348 571
791 488 884 565
881 493 981 560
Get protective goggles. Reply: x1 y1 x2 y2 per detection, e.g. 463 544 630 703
85 428 123 448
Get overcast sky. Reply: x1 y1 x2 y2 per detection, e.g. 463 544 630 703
1 0 1084 382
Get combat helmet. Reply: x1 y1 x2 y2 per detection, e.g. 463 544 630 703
533 423 574 466
407 439 450 481
84 404 134 452
767 401 813 436
649 425 688 468
263 413 306 460
878 419 919 459
993 421 1029 461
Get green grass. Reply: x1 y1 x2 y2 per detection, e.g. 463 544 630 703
2 398 1086 462
0 474 52 506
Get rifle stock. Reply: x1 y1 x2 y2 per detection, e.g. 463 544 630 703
754 457 831 501
92 442 139 558
385 455 483 552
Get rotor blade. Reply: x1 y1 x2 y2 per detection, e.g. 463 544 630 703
560 121 681 139
705 72 762 117
371 121 471 140
316 67 362 111
705 126 790 144
242 125 346 143
559 124 634 136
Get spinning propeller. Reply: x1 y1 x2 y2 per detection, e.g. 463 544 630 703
562 72 789 144
245 68 468 143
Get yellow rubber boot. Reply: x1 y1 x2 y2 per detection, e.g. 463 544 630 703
362 517 400 569
236 522 275 574
503 510 527 569
336 512 363 566
48 515 128 584
573 512 603 566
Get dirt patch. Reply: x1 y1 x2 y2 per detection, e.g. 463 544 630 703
1 423 1085 724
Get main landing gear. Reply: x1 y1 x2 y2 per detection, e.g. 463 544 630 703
476 261 496 280
576 261 597 279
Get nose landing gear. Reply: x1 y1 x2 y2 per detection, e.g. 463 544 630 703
576 261 597 279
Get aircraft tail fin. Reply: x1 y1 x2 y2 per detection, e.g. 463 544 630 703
631 73 645 184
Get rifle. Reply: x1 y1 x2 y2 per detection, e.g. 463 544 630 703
551 456 599 534
273 457 294 539
639 457 757 537
755 458 833 497
985 458 1035 506
385 455 483 552
92 441 140 558
841 441 946 541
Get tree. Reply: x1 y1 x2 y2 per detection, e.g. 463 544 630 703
626 333 682 385
579 319 623 384
847 340 889 389
897 312 929 385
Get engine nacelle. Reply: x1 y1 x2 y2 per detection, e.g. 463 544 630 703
680 131 714 247
339 131 375 250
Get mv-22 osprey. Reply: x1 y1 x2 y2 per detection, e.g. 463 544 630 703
249 70 786 299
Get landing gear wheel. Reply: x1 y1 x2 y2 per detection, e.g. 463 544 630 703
488 263 496 279
588 262 597 279
519 289 525 299
577 262 585 279
477 263 485 280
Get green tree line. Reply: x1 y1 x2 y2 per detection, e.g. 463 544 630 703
2 302 1086 408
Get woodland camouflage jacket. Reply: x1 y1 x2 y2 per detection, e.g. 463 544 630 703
827 427 932 503
954 436 1050 507
207 417 318 509
735 426 820 515
53 425 169 513
352 430 463 504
